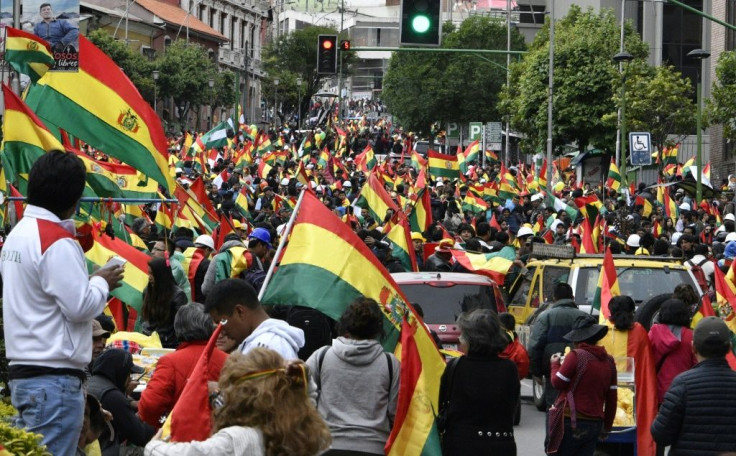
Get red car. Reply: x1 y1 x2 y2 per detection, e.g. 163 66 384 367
392 272 507 350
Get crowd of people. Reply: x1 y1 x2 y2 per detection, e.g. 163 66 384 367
4 115 736 456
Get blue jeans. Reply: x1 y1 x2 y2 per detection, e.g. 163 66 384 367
555 417 603 456
10 374 85 456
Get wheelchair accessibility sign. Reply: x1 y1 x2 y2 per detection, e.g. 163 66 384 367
629 132 652 166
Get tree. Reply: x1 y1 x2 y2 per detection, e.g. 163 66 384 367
155 40 219 128
707 50 736 143
500 6 648 153
262 26 354 126
604 64 695 153
382 16 526 135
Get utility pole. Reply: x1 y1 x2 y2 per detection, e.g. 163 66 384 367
545 0 554 187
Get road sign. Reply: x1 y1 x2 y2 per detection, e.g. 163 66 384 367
485 122 502 151
469 122 483 141
446 122 460 139
629 132 652 166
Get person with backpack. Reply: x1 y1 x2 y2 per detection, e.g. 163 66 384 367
685 243 715 290
305 297 400 456
547 315 617 456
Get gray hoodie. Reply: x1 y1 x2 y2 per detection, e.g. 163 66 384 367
306 337 399 455
201 239 245 296
238 318 304 360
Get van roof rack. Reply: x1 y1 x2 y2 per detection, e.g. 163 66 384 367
531 243 684 263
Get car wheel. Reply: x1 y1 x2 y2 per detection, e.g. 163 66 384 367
635 293 671 331
532 376 546 411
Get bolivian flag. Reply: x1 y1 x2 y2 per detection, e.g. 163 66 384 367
72 149 159 199
85 227 151 314
354 172 400 223
428 150 459 180
592 246 619 321
449 246 516 284
606 158 622 192
260 191 445 456
407 188 432 233
4 27 54 83
384 215 418 272
461 193 489 213
1 84 65 193
24 35 174 192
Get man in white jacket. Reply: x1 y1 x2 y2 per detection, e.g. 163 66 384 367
1 151 123 455
204 278 304 360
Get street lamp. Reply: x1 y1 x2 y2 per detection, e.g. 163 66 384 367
296 77 303 130
687 48 711 203
208 78 215 129
152 70 159 113
273 78 280 127
613 50 634 186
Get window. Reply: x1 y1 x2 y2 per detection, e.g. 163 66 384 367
199 4 206 22
728 0 736 51
518 4 545 25
141 46 156 61
662 0 702 94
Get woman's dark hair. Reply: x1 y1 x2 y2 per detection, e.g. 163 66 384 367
673 283 698 306
608 296 636 330
652 239 670 256
658 298 692 327
142 257 178 324
27 150 86 217
338 297 384 340
458 309 507 357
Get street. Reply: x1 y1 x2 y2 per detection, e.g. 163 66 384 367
516 379 547 455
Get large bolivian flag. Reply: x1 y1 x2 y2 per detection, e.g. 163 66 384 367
261 191 444 455
24 35 174 192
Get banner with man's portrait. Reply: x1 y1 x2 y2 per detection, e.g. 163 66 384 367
21 0 80 71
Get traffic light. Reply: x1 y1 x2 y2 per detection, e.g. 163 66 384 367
400 0 441 46
317 35 337 74
340 40 351 51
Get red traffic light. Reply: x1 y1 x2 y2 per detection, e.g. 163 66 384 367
322 40 333 50
340 40 351 50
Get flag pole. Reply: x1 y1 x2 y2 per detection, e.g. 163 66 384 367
258 187 307 301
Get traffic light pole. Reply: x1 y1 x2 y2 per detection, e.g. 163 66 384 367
338 2 345 123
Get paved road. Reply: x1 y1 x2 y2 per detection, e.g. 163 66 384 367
515 379 547 455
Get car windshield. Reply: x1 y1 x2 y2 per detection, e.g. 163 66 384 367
574 267 695 307
398 283 496 323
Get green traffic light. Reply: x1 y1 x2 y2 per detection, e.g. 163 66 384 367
411 15 431 33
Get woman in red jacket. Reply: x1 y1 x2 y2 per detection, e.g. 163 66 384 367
648 298 697 405
139 303 228 427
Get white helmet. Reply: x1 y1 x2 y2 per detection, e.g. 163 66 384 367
626 234 641 248
517 226 534 238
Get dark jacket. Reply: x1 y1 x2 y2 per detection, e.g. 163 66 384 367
528 299 587 377
88 350 156 455
651 358 736 455
439 355 519 456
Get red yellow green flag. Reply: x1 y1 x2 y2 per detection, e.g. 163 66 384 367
24 35 174 192
4 27 54 83
427 150 459 180
354 172 400 223
714 266 736 333
606 158 621 192
0 84 65 193
593 246 620 322
448 246 516 284
260 191 444 456
384 214 419 272
85 227 151 315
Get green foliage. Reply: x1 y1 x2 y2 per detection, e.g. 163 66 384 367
500 6 648 153
603 64 695 151
156 40 220 122
383 16 526 135
262 26 353 124
0 403 51 455
707 50 736 143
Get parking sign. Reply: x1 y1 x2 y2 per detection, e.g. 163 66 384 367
629 132 652 166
